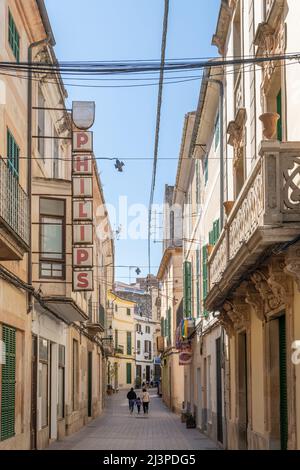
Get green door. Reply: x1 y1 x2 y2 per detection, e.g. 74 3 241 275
279 315 288 450
1 325 16 441
126 363 132 384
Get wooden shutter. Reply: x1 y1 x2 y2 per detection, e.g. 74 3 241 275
196 248 201 318
127 331 132 356
1 325 16 441
183 261 192 318
277 90 282 142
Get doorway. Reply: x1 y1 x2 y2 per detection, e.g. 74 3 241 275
216 337 223 444
238 332 248 449
146 365 150 383
88 352 92 417
30 335 38 450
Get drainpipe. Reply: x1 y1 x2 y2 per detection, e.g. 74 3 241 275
207 79 224 230
27 36 52 313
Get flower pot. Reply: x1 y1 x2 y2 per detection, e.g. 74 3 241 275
259 112 280 140
223 200 235 217
207 244 214 256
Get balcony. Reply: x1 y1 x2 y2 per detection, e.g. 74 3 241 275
206 141 300 311
115 345 124 355
0 157 29 259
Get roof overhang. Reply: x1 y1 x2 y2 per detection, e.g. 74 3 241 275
157 246 183 280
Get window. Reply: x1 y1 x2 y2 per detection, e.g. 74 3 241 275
8 9 20 62
183 261 192 318
115 304 118 312
38 87 45 158
145 326 150 334
7 129 19 179
40 198 65 279
53 128 59 178
136 324 141 333
1 325 16 441
137 340 141 355
214 114 220 150
72 340 78 411
115 329 118 348
145 340 152 360
58 345 65 419
39 338 48 428
126 363 132 384
127 332 132 356
126 308 131 316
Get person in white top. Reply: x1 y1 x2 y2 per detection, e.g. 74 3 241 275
142 388 150 414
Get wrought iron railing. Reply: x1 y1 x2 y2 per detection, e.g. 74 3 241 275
0 157 29 245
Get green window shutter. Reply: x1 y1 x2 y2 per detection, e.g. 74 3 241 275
209 229 214 245
126 363 132 384
277 90 282 141
114 329 118 348
161 317 165 337
279 316 288 450
213 219 220 244
127 332 132 355
7 129 19 179
196 249 201 318
1 325 16 441
202 245 208 318
8 10 20 62
183 261 192 318
164 317 168 340
167 307 171 343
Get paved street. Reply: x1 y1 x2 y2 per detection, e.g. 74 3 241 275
49 390 218 450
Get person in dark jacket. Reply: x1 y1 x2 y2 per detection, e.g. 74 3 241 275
127 388 137 413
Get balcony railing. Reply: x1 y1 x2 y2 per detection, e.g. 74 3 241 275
206 141 300 310
0 157 29 247
115 345 124 355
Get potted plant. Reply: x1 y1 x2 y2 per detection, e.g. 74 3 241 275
259 112 280 139
207 244 214 256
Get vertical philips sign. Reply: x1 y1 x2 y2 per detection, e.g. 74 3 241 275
72 102 95 291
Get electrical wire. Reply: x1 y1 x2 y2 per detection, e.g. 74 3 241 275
148 0 170 278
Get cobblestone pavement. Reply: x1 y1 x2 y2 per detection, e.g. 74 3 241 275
49 390 219 450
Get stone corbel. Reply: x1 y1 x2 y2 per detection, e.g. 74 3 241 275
223 300 250 333
284 243 300 292
254 22 275 58
227 108 246 167
219 305 235 337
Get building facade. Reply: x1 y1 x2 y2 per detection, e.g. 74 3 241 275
157 185 184 414
107 291 136 391
205 0 300 450
0 0 114 450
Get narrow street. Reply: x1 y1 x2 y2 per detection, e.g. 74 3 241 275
49 390 218 451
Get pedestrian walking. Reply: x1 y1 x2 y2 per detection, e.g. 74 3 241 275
142 388 150 414
135 396 142 414
127 388 137 414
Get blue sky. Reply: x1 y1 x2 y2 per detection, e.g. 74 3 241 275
45 0 220 282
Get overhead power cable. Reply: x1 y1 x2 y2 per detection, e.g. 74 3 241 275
148 0 170 279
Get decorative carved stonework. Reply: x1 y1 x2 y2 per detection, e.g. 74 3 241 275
222 300 250 332
245 285 265 322
227 108 246 168
219 306 235 337
251 262 289 314
284 243 300 292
